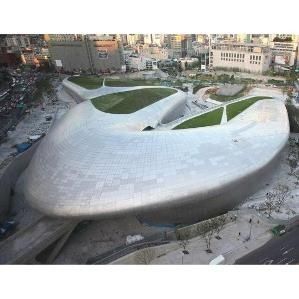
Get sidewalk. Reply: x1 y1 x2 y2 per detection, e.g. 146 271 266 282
150 211 274 265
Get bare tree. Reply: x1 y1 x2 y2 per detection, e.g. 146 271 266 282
274 184 289 212
175 228 190 252
288 156 297 175
134 247 156 265
264 192 276 217
179 239 189 252
215 214 227 239
196 218 218 253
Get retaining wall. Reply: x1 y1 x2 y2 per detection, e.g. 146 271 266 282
0 141 40 220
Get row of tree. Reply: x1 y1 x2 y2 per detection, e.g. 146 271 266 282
263 184 289 217
176 214 228 253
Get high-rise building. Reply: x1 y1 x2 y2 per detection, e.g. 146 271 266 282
48 35 124 73
139 44 169 60
117 34 128 46
143 34 163 46
126 34 144 46
169 34 183 58
0 34 35 66
181 34 193 57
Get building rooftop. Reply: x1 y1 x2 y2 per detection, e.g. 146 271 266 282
23 80 289 223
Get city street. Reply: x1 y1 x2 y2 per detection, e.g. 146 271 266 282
235 224 299 265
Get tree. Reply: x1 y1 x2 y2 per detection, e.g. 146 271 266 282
134 247 156 265
274 184 289 212
264 184 289 216
214 214 227 239
196 218 218 253
175 228 190 251
179 239 189 252
264 192 277 217
287 153 297 175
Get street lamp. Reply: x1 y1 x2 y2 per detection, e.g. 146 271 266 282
181 251 184 265
246 217 253 241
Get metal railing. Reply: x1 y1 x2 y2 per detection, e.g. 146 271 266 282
86 232 172 265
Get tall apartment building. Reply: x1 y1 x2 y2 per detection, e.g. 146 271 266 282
139 44 168 60
181 34 193 57
209 43 271 74
0 35 33 66
117 34 128 46
195 34 209 44
48 35 124 73
169 35 183 58
143 34 163 46
3 35 31 48
126 34 144 46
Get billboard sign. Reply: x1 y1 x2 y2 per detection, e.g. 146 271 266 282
98 49 108 59
55 60 62 67
274 55 290 65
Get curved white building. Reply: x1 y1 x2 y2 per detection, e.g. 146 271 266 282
23 80 289 224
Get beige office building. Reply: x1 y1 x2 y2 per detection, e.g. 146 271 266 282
209 43 271 74
48 36 124 73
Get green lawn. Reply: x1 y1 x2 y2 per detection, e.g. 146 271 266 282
173 107 224 129
105 78 161 87
226 96 272 121
91 88 177 114
68 76 103 89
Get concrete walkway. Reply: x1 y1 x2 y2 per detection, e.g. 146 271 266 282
220 105 227 125
112 210 276 265
0 217 77 264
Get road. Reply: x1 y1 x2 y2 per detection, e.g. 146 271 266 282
0 216 77 264
235 224 299 265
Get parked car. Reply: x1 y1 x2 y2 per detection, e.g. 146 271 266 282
0 219 18 240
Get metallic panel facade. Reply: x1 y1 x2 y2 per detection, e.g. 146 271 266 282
23 81 289 224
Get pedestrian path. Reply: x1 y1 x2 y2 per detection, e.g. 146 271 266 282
220 105 227 125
